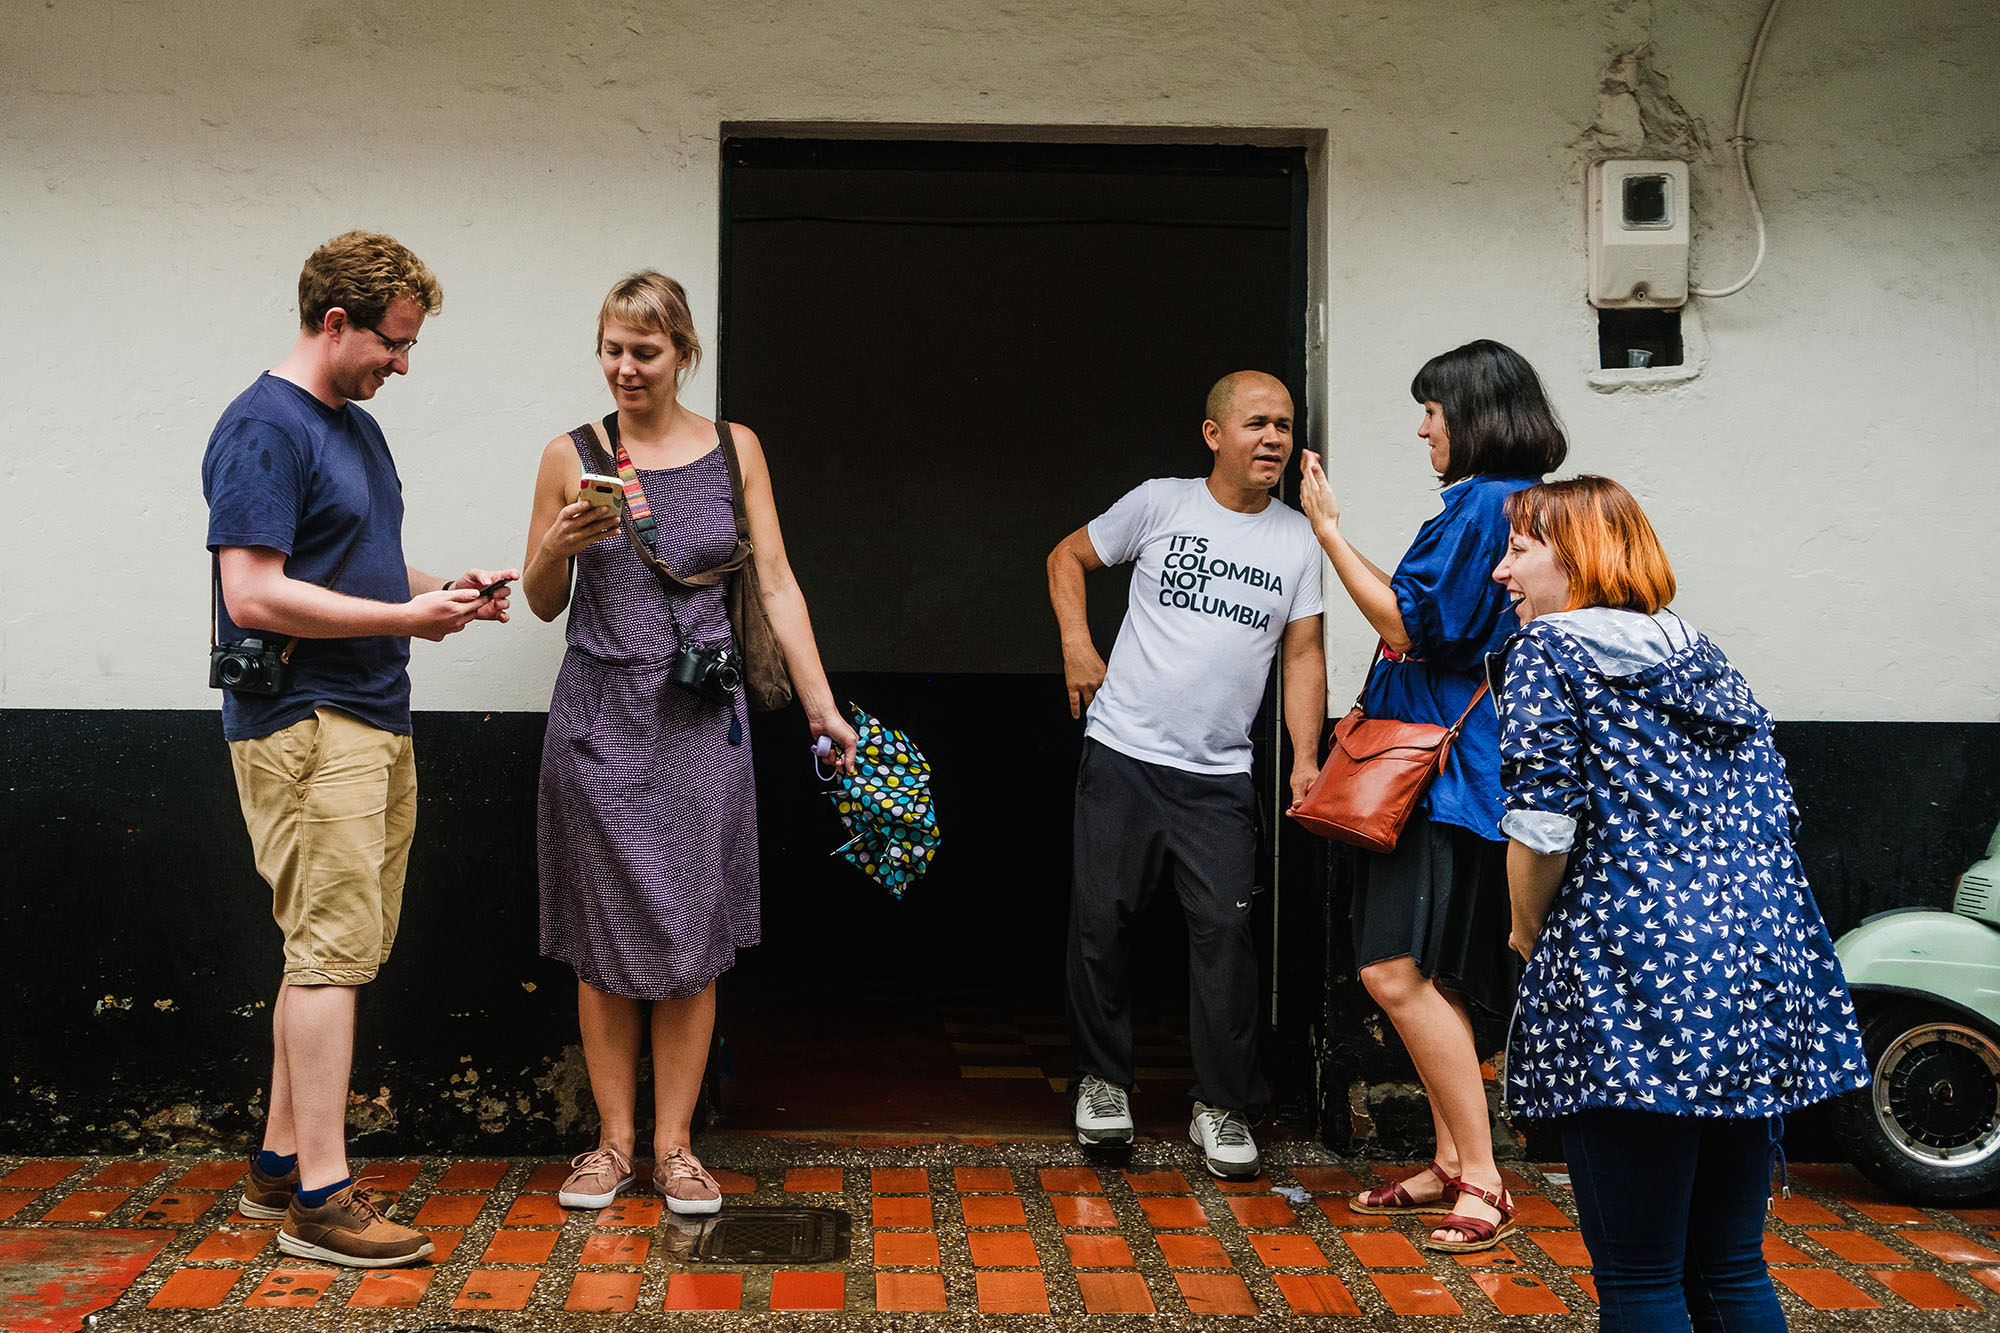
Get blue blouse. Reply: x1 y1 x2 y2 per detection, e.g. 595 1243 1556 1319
1359 473 1537 841
1497 616 1869 1120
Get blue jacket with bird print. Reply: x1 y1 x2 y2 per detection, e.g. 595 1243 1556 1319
1496 609 1869 1119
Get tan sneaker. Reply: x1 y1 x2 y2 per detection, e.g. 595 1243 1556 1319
237 1161 298 1220
278 1181 433 1268
558 1145 635 1210
654 1146 722 1215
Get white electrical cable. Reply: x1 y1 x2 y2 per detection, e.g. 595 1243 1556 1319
1691 0 1784 298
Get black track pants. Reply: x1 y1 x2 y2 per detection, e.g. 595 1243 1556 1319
1065 739 1266 1117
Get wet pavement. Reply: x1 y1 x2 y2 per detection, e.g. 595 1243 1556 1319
3 1139 1996 1331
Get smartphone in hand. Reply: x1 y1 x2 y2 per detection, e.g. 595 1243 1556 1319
477 578 513 600
578 474 622 509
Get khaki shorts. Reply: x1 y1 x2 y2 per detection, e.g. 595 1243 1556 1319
229 707 416 986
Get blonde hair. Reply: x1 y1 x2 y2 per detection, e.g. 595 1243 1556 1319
298 230 442 331
1504 475 1676 614
597 270 702 386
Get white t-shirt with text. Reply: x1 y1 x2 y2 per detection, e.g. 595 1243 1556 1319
1084 478 1324 774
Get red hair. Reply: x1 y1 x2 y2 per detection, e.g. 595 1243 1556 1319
1504 476 1675 613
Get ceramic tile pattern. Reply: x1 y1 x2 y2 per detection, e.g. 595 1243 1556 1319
0 1148 1992 1328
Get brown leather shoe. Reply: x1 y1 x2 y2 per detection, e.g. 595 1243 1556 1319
237 1161 298 1220
278 1181 433 1268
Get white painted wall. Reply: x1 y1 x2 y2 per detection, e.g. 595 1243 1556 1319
4 0 1994 721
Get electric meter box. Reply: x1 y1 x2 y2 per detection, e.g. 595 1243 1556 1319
1588 159 1690 309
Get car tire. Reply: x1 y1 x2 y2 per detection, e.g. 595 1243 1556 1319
1833 1000 2000 1204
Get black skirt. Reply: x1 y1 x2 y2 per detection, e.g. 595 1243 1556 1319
1349 813 1519 1018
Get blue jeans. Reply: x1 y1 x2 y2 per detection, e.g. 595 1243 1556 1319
1559 1109 1787 1333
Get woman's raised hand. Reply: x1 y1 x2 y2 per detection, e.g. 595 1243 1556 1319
1299 450 1342 542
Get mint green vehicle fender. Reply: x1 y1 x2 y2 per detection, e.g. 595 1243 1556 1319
1836 909 2000 1032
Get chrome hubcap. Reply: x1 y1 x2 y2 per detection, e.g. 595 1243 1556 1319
1872 1021 2000 1168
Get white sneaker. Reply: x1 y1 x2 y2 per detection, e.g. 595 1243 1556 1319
1189 1102 1259 1179
1073 1074 1134 1146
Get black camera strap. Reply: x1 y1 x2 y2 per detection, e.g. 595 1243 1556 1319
660 582 694 657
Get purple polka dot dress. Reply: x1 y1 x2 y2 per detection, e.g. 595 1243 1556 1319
537 426 759 1000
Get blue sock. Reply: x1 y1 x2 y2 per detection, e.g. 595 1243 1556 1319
297 1177 353 1209
257 1150 298 1178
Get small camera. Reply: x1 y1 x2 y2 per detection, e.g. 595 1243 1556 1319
666 643 743 705
210 638 290 695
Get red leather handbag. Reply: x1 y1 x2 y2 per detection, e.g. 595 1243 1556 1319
1289 671 1490 855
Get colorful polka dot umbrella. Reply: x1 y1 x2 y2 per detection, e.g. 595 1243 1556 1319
823 704 939 896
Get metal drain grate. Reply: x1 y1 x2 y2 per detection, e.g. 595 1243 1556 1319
690 1206 850 1264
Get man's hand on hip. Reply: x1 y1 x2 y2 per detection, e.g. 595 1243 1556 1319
1064 645 1107 719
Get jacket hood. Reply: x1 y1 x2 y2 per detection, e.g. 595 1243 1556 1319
1539 608 1764 748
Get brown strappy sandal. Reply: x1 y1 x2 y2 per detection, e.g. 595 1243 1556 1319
1423 1178 1518 1252
1351 1160 1458 1217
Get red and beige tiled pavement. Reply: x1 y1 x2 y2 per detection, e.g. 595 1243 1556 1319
3 1142 1996 1330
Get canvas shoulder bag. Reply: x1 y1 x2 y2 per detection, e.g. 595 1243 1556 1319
1288 649 1490 854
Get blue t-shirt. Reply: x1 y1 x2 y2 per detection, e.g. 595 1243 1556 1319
1358 472 1538 840
202 373 412 742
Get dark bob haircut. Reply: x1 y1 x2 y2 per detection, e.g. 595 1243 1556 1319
1410 339 1568 485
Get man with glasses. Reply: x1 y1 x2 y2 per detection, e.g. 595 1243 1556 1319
201 230 518 1268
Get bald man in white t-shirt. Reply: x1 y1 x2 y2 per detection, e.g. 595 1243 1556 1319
1046 371 1326 1178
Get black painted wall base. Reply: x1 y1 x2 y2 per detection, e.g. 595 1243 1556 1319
2 678 1088 1155
4 709 1995 1156
3 709 568 1155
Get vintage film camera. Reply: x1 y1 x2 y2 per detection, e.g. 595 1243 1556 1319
210 637 290 695
667 642 743 705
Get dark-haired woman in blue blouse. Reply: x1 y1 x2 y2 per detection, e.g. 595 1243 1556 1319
1298 339 1567 1252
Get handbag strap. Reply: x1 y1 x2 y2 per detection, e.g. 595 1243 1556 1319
1349 639 1389 709
1443 678 1491 737
1352 638 1492 734
582 414 753 590
713 419 752 547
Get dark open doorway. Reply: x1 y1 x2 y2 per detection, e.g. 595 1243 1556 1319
717 136 1312 1136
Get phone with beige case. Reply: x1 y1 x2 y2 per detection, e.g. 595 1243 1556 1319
578 474 622 509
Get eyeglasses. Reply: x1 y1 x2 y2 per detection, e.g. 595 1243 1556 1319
357 324 418 358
